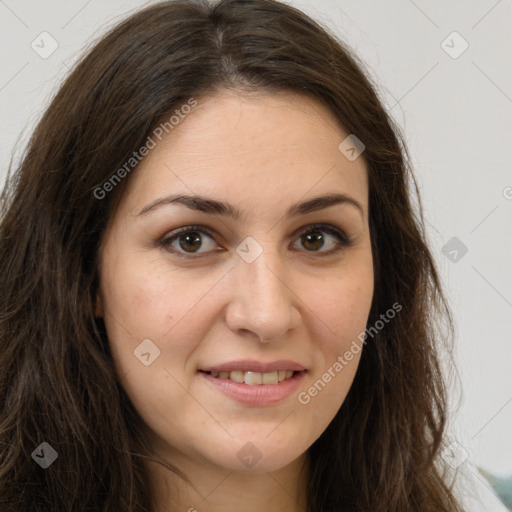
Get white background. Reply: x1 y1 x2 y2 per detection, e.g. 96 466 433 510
1 0 511 483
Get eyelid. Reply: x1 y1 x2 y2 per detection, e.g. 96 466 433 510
159 223 353 258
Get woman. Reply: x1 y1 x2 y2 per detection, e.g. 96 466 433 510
0 0 481 510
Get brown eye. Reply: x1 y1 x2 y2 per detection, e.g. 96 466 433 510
160 223 351 259
301 230 326 251
177 231 203 253
292 224 351 255
161 226 218 256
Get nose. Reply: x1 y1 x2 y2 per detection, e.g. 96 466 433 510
224 247 301 343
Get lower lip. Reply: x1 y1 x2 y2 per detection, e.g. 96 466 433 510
199 370 306 405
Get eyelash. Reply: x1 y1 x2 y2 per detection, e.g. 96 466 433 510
159 223 353 259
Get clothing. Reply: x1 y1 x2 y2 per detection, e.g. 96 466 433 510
452 459 510 511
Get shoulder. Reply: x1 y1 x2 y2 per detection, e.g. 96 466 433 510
450 459 509 512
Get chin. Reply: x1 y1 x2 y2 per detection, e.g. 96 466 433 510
199 432 310 474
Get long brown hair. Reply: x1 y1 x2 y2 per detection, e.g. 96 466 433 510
0 0 463 510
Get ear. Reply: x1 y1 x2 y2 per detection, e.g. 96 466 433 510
95 292 104 318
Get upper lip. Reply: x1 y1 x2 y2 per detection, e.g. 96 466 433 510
200 359 306 373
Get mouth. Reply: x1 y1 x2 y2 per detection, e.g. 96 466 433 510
198 360 307 405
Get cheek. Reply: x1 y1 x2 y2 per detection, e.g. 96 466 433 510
100 254 189 340
99 250 232 391
302 263 373 403
98 254 188 387
310 263 374 348
98 256 200 425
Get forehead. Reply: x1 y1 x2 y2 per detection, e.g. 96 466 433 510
121 91 369 218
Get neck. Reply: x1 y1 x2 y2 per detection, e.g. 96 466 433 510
145 450 309 512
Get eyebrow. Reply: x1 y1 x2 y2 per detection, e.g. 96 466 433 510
137 192 364 219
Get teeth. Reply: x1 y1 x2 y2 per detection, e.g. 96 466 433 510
229 370 244 383
245 371 262 385
209 370 295 384
262 372 278 384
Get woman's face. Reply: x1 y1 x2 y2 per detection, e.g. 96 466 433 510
97 91 373 475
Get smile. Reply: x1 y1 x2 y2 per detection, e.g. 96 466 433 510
199 367 307 405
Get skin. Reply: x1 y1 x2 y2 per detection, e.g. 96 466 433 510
96 90 374 512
